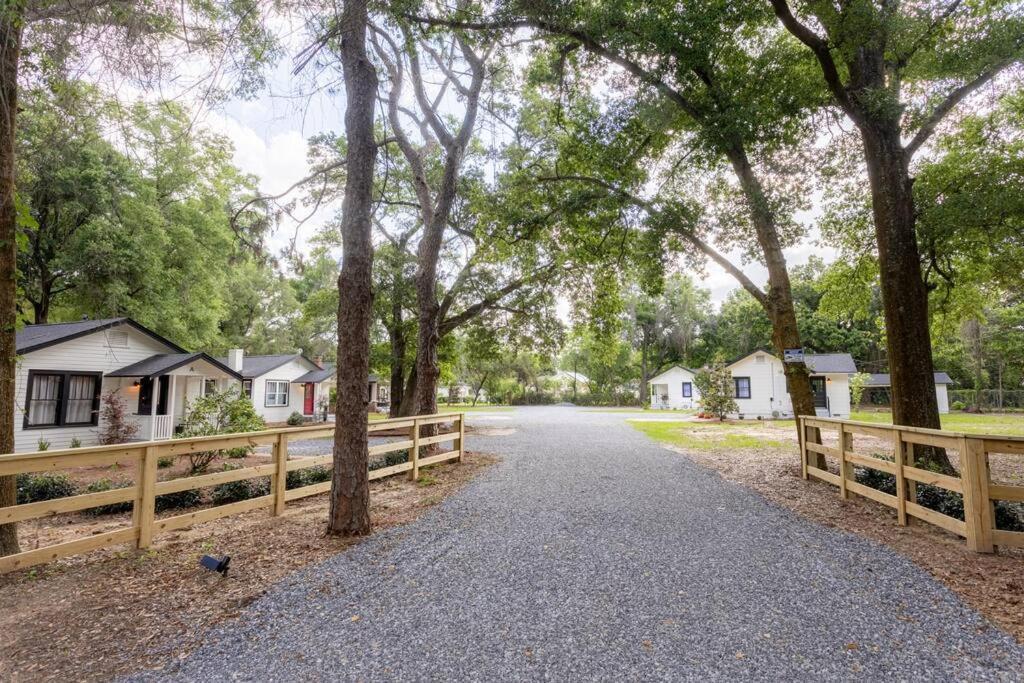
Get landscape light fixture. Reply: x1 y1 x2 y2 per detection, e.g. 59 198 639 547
199 555 231 576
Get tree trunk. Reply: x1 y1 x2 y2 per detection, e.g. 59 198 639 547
639 342 649 407
412 246 442 418
388 326 405 418
328 0 376 537
725 144 818 456
0 4 21 556
398 363 417 417
472 371 487 406
861 123 952 473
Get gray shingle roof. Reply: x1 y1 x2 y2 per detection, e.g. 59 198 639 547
867 372 954 386
108 353 242 379
216 353 306 379
293 365 335 383
803 353 858 374
16 317 187 355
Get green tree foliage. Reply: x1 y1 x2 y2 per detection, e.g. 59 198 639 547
694 360 738 421
178 389 265 474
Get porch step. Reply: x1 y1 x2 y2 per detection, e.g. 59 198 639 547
814 407 830 417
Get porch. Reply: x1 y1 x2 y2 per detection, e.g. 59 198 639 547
106 353 243 440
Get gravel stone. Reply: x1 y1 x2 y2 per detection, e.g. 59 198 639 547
133 407 1024 681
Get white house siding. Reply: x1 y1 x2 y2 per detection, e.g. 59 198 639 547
250 358 325 423
648 366 700 409
823 374 851 418
729 353 792 418
14 326 175 452
936 384 950 414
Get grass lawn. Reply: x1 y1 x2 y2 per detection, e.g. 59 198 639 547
850 410 1024 436
585 407 696 414
630 420 792 451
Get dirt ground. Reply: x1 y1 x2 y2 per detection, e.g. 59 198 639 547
0 452 497 683
666 438 1024 642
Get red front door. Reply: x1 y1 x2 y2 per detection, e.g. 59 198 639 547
303 383 315 415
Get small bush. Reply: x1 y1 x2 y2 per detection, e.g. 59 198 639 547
36 438 50 451
83 479 134 515
155 488 202 512
286 465 332 489
69 437 82 449
286 411 305 426
16 473 76 504
951 400 966 411
157 456 175 469
211 475 270 505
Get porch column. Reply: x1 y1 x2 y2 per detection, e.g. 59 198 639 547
149 376 158 440
167 375 177 437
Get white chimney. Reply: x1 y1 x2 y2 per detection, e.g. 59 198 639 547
227 349 244 372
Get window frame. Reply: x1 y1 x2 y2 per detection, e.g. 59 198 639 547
734 376 751 399
682 382 692 398
242 379 253 398
265 379 290 407
24 369 102 430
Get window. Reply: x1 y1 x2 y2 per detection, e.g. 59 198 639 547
24 370 101 428
204 379 218 396
242 379 252 398
265 380 289 407
682 382 692 398
734 377 751 399
755 354 765 364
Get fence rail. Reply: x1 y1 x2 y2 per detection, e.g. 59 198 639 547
0 412 465 574
799 416 1024 553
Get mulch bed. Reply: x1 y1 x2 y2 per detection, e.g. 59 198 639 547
0 452 497 682
666 442 1024 642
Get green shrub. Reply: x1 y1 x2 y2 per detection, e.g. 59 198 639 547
951 400 966 411
69 437 82 449
16 473 76 504
286 411 305 426
211 476 270 505
157 456 175 469
155 488 202 512
36 438 50 451
286 465 332 489
177 389 265 474
83 479 134 515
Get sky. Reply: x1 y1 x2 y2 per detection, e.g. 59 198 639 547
193 28 837 310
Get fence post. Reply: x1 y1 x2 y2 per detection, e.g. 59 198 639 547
892 428 907 526
136 445 158 549
960 436 994 553
838 425 852 499
409 417 420 481
457 413 465 463
273 432 288 516
799 417 808 480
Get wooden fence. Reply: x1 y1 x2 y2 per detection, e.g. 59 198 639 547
0 412 465 574
799 416 1024 553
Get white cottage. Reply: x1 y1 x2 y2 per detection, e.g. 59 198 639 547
648 350 858 419
726 351 855 419
14 318 241 452
649 366 700 409
221 350 383 422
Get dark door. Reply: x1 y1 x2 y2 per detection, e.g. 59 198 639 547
138 375 170 415
810 376 828 408
303 383 315 415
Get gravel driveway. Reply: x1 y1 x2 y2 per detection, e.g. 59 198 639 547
137 407 1024 681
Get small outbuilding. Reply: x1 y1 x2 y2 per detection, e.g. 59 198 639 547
862 373 954 414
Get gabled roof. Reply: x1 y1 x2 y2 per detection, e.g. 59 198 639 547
216 353 318 379
648 364 697 382
107 353 243 380
16 317 187 355
803 353 858 374
866 372 955 387
726 349 857 374
293 365 335 384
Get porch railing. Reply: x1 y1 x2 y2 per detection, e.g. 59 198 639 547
0 412 465 573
